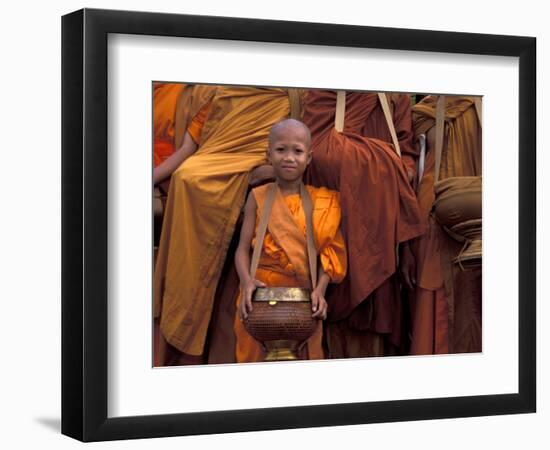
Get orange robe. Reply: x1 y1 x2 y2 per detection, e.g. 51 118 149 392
153 87 294 358
302 90 425 358
153 82 216 165
153 83 186 167
411 96 482 354
234 183 347 362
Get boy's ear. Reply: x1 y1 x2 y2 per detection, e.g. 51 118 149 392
306 150 312 165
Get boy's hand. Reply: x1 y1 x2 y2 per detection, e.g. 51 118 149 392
311 289 328 320
240 279 267 320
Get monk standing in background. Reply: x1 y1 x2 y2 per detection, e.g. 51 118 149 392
153 86 301 365
302 90 425 358
403 95 482 355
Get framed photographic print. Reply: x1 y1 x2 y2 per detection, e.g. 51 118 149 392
61 8 536 442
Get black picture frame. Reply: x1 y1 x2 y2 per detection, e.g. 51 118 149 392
61 8 536 442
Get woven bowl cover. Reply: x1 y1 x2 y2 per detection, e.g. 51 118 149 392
244 301 317 342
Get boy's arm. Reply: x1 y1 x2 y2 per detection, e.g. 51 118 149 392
311 264 329 320
315 265 331 296
235 192 266 320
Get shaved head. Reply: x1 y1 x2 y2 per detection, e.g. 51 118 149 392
268 119 311 148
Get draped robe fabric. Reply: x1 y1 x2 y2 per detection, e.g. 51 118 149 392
234 183 347 362
153 87 293 358
411 96 482 354
152 84 218 366
302 90 425 357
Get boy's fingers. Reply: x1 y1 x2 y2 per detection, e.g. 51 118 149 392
246 291 253 312
312 297 325 317
313 306 325 319
319 300 328 319
321 303 328 319
311 295 318 312
241 296 248 320
313 307 326 319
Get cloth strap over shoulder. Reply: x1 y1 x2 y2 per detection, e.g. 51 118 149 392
377 93 402 157
334 90 346 132
249 183 317 289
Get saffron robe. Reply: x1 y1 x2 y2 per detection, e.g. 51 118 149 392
153 83 217 165
153 83 185 167
153 87 294 356
411 95 482 354
302 90 425 357
234 183 347 362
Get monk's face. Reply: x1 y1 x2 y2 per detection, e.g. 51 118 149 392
268 124 312 182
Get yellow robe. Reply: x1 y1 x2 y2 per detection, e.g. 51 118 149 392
154 87 293 356
234 183 347 362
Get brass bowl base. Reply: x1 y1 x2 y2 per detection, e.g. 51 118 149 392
264 340 301 361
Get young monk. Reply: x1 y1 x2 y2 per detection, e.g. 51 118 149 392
233 119 348 362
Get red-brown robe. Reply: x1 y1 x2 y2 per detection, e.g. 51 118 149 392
302 90 425 357
411 96 482 354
